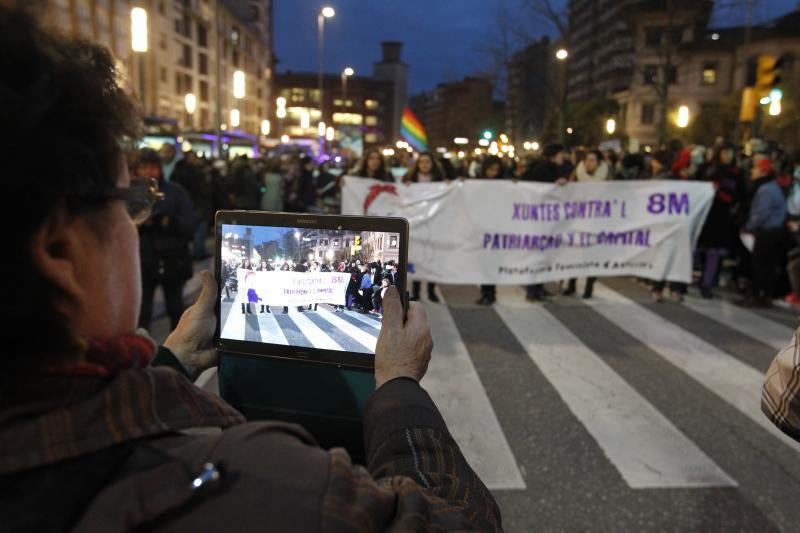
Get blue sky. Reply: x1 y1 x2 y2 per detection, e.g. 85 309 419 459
274 0 799 94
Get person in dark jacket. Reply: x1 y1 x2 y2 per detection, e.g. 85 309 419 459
135 148 196 330
694 143 744 298
0 7 501 531
521 144 568 302
171 150 213 259
228 155 260 209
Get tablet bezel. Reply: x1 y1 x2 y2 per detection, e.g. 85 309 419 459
214 210 409 369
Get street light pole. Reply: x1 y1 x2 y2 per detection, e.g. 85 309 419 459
555 48 568 146
317 7 335 147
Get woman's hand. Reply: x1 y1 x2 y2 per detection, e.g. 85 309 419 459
163 270 218 380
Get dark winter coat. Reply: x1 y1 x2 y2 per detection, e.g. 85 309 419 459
139 181 195 282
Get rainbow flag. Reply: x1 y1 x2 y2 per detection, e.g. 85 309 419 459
400 108 428 152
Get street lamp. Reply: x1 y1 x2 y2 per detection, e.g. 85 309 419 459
300 109 311 129
676 105 690 128
318 121 326 137
326 126 335 142
233 70 245 99
341 66 354 106
606 118 616 135
230 108 240 128
555 48 568 61
318 6 335 136
131 7 148 111
261 119 270 136
184 93 196 128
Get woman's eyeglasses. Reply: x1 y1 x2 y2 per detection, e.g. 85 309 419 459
105 177 164 225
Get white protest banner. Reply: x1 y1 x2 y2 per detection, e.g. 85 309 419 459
237 269 349 307
342 177 713 285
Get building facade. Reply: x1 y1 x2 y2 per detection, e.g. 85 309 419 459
274 73 393 151
41 0 274 139
425 76 495 149
506 36 559 145
617 5 800 149
566 0 641 103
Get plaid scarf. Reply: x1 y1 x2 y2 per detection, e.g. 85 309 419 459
46 334 156 377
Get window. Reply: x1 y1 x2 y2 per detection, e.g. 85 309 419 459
333 112 363 125
232 50 240 68
309 89 321 103
199 53 208 75
643 65 658 84
644 27 661 48
333 238 340 247
333 98 343 107
702 62 717 85
365 115 377 126
641 103 655 125
197 24 208 48
365 99 378 110
291 88 306 103
666 65 677 84
175 72 182 95
181 44 192 68
160 66 167 83
160 35 167 51
199 80 209 102
158 1 165 15
257 87 262 99
389 235 398 248
365 133 378 143
200 109 209 129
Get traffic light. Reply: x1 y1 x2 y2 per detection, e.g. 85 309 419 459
756 54 782 92
482 130 492 140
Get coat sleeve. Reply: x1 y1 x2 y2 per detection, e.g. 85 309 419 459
745 187 768 232
320 378 502 532
762 328 800 442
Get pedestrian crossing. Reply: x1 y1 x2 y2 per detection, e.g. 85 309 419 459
204 278 800 529
220 299 381 354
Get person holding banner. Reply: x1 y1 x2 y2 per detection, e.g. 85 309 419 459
405 152 444 303
563 150 608 299
476 156 506 305
521 144 569 302
353 149 393 183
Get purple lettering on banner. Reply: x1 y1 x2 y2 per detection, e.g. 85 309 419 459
483 233 491 248
512 203 521 220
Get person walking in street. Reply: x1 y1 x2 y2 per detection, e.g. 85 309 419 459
694 143 744 298
134 148 196 331
359 263 374 313
736 158 788 307
405 152 444 303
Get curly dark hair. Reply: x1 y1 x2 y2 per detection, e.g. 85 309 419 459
1 3 140 370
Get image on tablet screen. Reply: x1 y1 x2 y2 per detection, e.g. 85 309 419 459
219 224 402 355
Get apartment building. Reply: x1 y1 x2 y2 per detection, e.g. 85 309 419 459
41 0 273 139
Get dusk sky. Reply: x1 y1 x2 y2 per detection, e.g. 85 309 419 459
274 0 799 95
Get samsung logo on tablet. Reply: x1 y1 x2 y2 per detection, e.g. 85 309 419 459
296 218 317 224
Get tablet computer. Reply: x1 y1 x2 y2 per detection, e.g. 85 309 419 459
214 211 409 369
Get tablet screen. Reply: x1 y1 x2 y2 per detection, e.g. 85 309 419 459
219 223 402 356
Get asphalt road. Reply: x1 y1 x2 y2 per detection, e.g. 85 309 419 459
148 276 800 532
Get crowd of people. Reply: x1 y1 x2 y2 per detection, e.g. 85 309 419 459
137 133 800 322
223 256 399 317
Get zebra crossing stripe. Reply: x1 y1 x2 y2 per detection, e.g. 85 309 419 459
284 310 344 351
588 283 800 453
315 308 379 353
255 309 289 345
422 296 526 490
341 308 382 330
220 300 247 341
682 294 794 352
494 286 736 489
